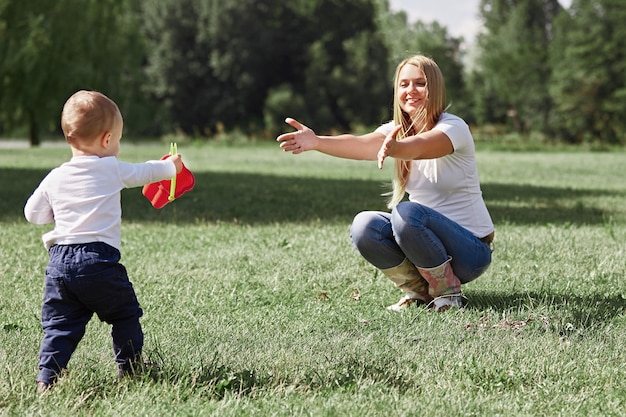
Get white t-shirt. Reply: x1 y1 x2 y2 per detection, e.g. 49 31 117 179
24 155 176 250
375 113 494 238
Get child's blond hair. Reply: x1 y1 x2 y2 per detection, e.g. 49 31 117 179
61 90 121 145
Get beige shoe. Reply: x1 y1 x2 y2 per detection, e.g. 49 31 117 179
428 294 464 312
387 291 432 312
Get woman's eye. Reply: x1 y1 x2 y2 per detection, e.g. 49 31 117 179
399 81 426 88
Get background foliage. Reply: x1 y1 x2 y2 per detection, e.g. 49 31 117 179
0 0 624 144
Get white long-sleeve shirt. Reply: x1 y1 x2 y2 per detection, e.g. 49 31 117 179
24 155 176 250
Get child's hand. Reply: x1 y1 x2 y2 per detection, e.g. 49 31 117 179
167 154 183 173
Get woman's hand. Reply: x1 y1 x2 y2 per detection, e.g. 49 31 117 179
377 125 403 169
276 118 318 154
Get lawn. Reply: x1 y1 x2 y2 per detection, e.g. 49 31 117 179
1 140 625 416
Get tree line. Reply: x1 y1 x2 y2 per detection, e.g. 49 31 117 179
0 0 624 146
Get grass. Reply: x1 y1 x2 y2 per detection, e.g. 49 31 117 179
1 140 625 416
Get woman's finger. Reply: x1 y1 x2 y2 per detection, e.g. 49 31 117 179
285 117 307 132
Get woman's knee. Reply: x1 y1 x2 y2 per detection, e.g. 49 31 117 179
350 211 378 245
391 202 426 235
350 210 391 250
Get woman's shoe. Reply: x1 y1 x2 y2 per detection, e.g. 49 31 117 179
428 294 464 312
387 292 432 312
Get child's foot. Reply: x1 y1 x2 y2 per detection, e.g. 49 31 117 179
118 361 160 380
36 381 51 393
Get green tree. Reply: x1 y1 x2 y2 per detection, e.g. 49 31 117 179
298 0 390 133
140 0 313 136
0 0 145 145
140 0 389 137
549 0 626 144
471 0 562 133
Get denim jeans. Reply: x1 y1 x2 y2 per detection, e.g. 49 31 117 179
37 242 143 385
350 201 492 283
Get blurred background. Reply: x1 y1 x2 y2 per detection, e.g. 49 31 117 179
0 0 623 146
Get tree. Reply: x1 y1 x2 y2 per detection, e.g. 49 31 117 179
298 0 390 133
205 0 313 134
472 0 562 133
0 0 145 145
141 0 390 137
140 0 315 136
549 0 626 144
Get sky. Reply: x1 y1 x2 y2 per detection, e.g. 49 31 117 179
388 0 573 44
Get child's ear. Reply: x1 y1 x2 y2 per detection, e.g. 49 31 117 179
100 131 111 149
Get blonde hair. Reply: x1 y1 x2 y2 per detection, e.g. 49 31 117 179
61 90 121 145
387 55 447 208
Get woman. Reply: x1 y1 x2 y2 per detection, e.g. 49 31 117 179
276 55 494 312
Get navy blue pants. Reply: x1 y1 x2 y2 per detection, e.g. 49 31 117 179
37 242 143 385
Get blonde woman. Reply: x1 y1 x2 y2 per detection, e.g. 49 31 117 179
277 55 494 312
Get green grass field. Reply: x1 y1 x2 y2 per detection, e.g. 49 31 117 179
1 141 625 416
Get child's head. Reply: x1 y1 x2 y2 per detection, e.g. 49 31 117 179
61 90 123 156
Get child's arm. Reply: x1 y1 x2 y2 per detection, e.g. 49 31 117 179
119 156 180 188
24 186 54 225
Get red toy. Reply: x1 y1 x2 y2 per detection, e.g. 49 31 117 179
142 143 195 209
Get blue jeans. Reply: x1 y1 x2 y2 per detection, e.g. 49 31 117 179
350 202 492 283
37 242 143 385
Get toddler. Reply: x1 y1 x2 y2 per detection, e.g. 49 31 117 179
24 90 183 391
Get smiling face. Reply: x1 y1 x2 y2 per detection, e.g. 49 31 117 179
392 56 446 133
396 63 428 116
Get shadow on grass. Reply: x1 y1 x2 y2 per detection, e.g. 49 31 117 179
147 354 417 398
2 168 620 225
481 183 616 225
466 290 625 332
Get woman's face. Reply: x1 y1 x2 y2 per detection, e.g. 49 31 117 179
397 63 428 116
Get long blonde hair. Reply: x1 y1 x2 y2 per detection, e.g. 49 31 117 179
387 55 447 208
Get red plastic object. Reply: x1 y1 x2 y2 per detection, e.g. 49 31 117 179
142 156 195 209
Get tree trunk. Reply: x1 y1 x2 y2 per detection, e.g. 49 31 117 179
29 110 40 147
